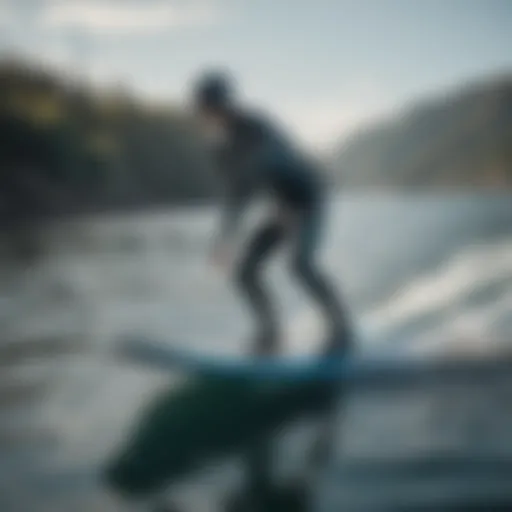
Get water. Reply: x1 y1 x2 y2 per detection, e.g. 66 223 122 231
1 194 512 511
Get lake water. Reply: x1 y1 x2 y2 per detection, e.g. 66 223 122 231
1 194 512 511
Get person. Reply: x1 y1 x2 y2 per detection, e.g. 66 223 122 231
193 70 352 357
192 69 352 511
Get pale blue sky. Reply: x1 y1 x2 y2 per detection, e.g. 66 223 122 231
1 0 511 148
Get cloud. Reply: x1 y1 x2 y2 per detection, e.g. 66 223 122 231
40 0 222 34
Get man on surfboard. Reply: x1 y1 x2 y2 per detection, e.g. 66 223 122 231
192 70 352 357
191 71 350 510
103 71 352 512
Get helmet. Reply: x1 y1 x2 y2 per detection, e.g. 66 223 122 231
193 70 234 111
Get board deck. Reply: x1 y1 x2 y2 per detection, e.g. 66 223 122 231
118 336 355 381
117 337 511 384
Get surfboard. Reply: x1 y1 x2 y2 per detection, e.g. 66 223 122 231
116 337 509 384
116 336 353 381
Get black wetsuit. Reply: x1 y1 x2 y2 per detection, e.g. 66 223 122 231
217 108 351 355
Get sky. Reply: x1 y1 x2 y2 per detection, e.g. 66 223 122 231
1 0 511 149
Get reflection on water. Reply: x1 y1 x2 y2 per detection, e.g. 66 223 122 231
1 194 512 511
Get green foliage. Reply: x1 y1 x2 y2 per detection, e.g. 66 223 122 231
0 59 216 223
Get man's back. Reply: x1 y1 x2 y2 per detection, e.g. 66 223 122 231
221 108 323 210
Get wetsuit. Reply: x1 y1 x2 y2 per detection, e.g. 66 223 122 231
216 108 351 355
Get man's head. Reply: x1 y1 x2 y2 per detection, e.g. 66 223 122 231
193 69 235 119
192 70 236 145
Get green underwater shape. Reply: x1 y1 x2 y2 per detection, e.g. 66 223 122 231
105 375 338 497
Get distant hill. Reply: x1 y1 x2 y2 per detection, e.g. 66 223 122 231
333 75 512 188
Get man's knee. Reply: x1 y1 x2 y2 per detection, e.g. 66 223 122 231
235 261 259 291
291 254 315 282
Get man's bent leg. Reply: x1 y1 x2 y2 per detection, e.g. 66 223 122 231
235 221 285 355
291 204 353 354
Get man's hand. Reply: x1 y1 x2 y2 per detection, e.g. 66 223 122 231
210 241 235 271
273 203 295 228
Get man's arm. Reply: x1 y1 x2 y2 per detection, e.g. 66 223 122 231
211 142 257 271
215 118 268 245
213 113 277 257
217 168 252 244
210 173 252 269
